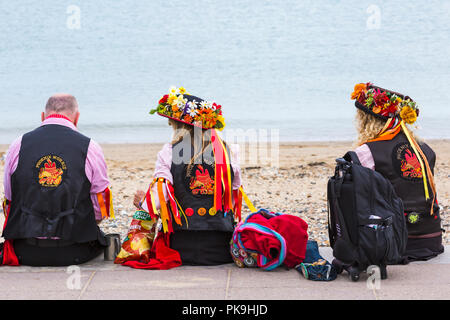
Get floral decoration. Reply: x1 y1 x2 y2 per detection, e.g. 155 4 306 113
150 86 225 130
351 83 419 124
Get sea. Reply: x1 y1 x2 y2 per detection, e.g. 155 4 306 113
1 0 450 144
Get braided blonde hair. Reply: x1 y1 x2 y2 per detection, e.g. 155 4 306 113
168 119 215 174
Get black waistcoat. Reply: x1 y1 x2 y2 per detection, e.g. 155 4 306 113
366 133 441 235
3 124 106 245
170 139 235 232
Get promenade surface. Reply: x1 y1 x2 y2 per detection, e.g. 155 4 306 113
1 246 448 300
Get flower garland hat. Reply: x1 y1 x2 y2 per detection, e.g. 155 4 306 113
351 82 436 215
351 83 420 124
150 86 225 131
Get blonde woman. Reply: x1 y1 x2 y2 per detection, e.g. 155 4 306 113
133 87 242 266
351 83 443 262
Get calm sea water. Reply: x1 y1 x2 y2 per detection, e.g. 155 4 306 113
1 1 449 144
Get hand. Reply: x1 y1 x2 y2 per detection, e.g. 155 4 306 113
134 190 146 209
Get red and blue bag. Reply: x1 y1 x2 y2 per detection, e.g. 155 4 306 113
230 209 308 270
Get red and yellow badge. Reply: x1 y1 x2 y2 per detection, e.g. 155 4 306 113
36 155 66 187
189 165 215 195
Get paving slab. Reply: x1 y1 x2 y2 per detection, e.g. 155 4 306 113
0 270 95 300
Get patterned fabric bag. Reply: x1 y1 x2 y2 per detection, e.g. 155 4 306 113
230 209 308 270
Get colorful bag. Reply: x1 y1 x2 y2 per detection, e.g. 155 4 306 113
230 209 308 271
114 210 157 264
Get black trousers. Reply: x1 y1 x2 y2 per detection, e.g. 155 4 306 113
170 230 233 266
13 239 104 266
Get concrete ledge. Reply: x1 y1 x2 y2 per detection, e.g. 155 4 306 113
0 246 448 300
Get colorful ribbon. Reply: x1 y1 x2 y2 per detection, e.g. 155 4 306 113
211 129 233 215
1 198 19 266
144 178 184 234
366 117 402 143
96 187 115 219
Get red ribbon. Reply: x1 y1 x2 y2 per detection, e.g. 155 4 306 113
1 201 19 266
211 130 233 214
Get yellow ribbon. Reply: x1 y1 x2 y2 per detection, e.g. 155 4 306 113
239 186 257 213
400 121 429 201
109 192 115 219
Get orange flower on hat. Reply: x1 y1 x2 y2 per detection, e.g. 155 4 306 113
372 106 381 114
172 109 182 119
351 83 367 100
183 115 193 123
198 109 217 128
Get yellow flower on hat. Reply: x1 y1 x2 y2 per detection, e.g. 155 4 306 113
178 87 186 94
216 115 226 131
400 106 417 124
168 94 177 105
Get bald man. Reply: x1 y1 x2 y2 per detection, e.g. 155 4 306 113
1 94 114 266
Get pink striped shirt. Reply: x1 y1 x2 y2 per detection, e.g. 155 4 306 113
3 117 110 221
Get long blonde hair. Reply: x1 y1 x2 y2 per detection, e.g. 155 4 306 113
354 109 386 145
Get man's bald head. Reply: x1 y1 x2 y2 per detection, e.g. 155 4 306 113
43 94 80 125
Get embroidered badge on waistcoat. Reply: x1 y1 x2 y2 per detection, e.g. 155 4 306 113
407 212 420 224
392 143 423 181
36 155 66 187
188 164 215 195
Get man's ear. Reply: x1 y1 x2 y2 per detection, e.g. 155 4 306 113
41 112 45 122
73 111 80 127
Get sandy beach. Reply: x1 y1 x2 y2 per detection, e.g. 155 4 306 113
1 140 449 246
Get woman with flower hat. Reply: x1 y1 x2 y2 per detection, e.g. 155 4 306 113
350 83 444 262
129 87 246 267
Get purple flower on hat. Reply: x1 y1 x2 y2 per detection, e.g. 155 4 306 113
185 101 198 117
182 102 190 116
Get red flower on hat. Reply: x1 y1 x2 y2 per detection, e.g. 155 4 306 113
159 95 169 105
386 103 399 116
373 90 389 107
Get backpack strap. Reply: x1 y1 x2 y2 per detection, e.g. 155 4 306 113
343 151 361 165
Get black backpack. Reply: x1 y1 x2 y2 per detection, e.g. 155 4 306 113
327 152 408 281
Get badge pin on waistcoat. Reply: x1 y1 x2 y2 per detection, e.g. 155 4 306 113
185 208 194 217
407 212 420 224
198 207 207 216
